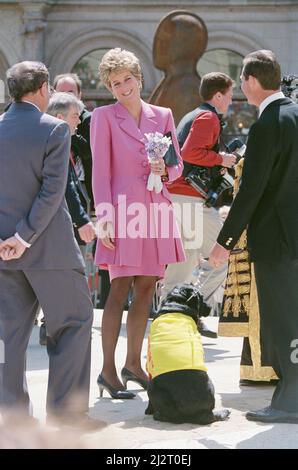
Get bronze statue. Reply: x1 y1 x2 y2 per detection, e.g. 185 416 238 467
149 10 208 125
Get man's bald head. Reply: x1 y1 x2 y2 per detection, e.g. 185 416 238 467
54 73 82 99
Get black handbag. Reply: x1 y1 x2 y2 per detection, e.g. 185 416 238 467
163 131 180 167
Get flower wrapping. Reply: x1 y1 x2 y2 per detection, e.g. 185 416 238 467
144 132 172 193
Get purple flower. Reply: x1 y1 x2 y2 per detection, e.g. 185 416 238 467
144 132 172 162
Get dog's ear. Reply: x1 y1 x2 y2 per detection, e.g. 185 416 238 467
184 285 202 313
160 283 203 315
171 284 202 312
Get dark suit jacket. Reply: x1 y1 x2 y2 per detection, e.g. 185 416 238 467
217 97 298 261
71 108 94 210
0 102 84 270
65 162 90 245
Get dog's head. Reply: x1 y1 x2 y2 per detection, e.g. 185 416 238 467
155 283 205 323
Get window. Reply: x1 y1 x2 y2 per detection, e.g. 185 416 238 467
72 48 114 109
73 49 109 90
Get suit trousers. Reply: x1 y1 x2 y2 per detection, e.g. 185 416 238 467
161 194 227 307
255 258 298 412
0 268 93 416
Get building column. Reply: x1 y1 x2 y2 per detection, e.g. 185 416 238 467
20 1 47 62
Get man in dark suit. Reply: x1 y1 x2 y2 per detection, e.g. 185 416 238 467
210 50 298 423
0 61 99 430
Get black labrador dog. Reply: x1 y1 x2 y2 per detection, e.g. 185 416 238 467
145 284 230 425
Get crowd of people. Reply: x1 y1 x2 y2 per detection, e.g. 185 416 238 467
1 46 298 431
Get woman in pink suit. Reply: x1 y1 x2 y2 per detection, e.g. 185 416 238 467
91 48 185 399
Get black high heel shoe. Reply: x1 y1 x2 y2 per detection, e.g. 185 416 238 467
121 368 149 391
97 374 136 399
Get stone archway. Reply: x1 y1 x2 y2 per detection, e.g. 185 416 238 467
205 29 266 58
48 26 158 95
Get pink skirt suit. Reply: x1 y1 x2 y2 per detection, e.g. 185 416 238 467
90 100 186 281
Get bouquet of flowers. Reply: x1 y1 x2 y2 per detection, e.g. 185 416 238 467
144 132 172 193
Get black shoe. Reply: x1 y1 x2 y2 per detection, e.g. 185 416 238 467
39 324 47 346
97 374 136 399
246 406 298 424
240 379 279 387
197 318 217 338
121 367 149 390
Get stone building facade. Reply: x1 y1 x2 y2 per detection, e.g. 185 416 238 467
0 0 297 116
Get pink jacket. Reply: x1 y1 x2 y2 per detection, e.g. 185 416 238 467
90 99 185 267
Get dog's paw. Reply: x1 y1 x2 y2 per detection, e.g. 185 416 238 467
213 408 231 421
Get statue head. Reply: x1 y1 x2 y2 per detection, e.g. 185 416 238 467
153 10 208 71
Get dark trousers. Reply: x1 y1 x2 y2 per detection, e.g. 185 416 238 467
0 269 93 416
255 258 298 412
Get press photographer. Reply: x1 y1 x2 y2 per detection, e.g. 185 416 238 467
161 72 236 336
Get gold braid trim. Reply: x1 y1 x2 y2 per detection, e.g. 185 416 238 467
240 365 278 381
224 284 250 297
244 264 278 381
234 158 244 193
218 322 249 337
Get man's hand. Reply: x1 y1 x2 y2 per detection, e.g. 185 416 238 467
0 236 27 261
98 221 115 250
209 242 230 268
220 153 237 168
78 222 96 244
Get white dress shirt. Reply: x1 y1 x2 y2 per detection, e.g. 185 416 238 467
259 91 285 117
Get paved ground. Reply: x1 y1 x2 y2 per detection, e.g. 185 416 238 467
12 311 298 448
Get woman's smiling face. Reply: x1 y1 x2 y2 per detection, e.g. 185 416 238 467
109 69 141 104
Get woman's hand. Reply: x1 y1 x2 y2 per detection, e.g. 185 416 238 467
98 221 115 250
150 158 166 176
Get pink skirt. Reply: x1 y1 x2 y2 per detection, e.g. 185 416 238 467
108 235 165 281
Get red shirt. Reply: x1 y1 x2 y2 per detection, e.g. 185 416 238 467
168 110 223 198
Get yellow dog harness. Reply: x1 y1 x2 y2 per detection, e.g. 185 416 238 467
146 312 207 379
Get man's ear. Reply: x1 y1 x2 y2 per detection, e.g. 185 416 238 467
248 75 259 89
39 81 48 98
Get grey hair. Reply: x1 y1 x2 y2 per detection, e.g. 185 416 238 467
6 61 49 101
47 92 84 117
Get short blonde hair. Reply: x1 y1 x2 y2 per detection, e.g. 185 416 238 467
98 48 142 90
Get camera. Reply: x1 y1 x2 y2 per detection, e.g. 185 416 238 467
184 138 246 207
226 138 246 160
